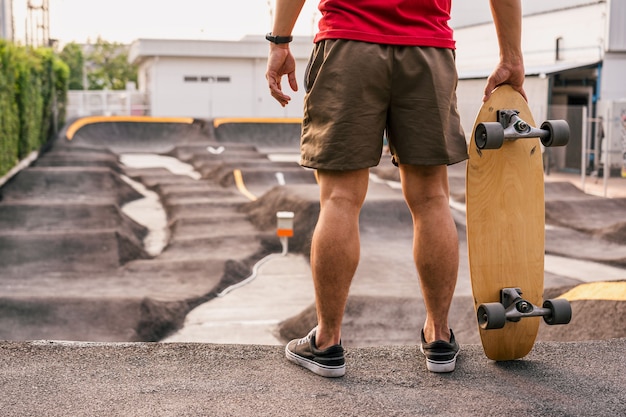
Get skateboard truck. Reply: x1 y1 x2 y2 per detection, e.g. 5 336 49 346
474 109 570 150
477 287 572 330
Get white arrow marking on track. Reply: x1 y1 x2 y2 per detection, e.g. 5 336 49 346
207 146 225 154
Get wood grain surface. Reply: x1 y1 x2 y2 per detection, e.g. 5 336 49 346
466 85 545 361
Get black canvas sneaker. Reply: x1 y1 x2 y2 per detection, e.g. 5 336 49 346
285 328 346 377
420 329 460 373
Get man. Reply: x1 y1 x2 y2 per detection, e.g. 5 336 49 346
266 0 526 377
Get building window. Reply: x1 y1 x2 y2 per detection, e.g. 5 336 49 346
184 75 231 83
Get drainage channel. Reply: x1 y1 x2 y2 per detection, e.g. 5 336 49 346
118 153 202 256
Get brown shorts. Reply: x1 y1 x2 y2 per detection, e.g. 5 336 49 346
300 40 468 170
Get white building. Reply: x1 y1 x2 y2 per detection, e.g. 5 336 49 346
452 0 626 174
128 36 313 119
128 0 626 173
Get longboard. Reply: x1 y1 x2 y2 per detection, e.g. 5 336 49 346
466 85 571 361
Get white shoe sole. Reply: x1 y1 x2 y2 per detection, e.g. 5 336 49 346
285 345 346 378
420 345 459 373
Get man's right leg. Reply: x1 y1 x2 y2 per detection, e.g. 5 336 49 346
399 164 460 373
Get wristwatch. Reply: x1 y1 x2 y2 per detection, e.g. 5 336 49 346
265 32 293 44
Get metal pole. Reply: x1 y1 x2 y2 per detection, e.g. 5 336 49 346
280 236 288 256
581 106 588 193
604 104 612 198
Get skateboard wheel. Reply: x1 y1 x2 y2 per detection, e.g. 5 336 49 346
474 122 504 150
540 120 570 147
543 298 572 325
477 302 507 330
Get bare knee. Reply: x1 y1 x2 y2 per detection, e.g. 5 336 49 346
398 165 450 211
318 169 369 212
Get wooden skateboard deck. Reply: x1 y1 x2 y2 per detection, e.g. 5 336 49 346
466 85 545 361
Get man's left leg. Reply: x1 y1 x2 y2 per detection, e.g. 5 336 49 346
284 168 369 378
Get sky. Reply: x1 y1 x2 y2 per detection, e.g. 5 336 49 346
11 1 585 46
12 0 322 45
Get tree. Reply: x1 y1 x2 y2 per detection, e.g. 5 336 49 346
85 37 138 90
59 42 85 90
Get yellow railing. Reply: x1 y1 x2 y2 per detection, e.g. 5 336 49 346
65 116 195 140
213 117 302 128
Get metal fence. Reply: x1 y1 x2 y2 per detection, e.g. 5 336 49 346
66 90 150 119
545 101 626 196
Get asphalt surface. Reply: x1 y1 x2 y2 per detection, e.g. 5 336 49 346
1 118 625 416
1 338 625 416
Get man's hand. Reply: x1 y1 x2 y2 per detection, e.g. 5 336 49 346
483 60 526 102
484 0 526 102
266 44 298 107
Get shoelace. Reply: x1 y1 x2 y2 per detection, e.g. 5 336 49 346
297 334 311 346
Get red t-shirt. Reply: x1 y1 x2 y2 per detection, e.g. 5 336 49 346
314 0 455 49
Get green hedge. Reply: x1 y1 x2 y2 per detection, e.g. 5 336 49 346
0 41 69 178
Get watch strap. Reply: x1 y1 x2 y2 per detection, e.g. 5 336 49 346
266 32 293 44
